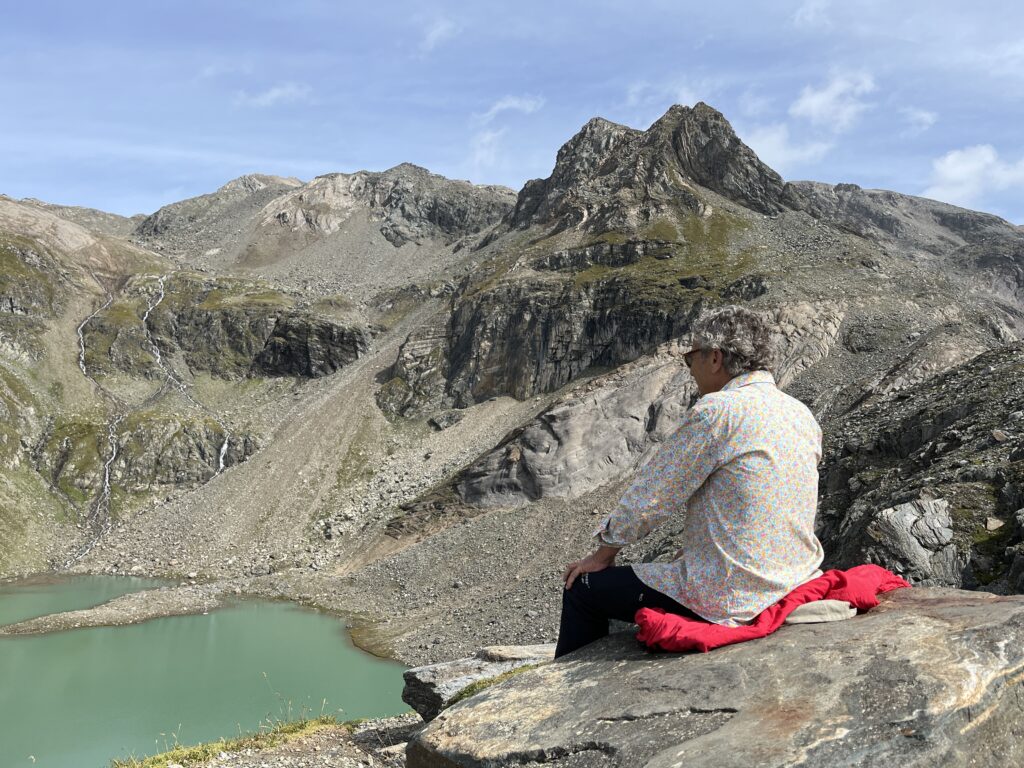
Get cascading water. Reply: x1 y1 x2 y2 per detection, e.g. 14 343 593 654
140 274 232 476
140 275 166 367
77 272 114 380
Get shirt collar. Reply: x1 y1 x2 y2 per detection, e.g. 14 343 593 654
721 370 776 392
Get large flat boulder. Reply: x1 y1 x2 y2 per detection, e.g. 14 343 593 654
403 644 556 721
407 589 1024 767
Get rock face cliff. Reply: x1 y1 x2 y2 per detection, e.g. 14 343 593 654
819 342 1024 592
408 589 1024 768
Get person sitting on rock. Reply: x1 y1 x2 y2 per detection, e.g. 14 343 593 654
556 304 825 657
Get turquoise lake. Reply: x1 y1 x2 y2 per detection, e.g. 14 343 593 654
0 576 406 768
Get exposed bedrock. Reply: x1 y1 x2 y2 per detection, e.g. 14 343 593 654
261 164 516 247
150 305 368 379
403 644 556 722
408 589 1024 768
31 414 258 506
445 278 704 406
819 343 1024 592
780 180 1021 259
85 275 370 380
112 415 258 491
503 102 785 236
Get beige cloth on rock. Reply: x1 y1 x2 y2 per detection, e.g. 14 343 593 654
784 599 857 624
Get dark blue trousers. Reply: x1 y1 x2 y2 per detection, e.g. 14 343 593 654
555 565 698 658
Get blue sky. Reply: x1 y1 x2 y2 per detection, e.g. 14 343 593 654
2 1 1022 223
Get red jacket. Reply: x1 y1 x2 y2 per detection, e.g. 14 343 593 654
635 564 911 653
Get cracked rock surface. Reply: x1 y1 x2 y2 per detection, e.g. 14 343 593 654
408 588 1024 768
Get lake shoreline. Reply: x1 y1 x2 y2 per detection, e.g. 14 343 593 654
0 570 407 665
0 574 411 768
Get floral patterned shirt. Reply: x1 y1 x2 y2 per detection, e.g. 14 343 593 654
594 370 825 626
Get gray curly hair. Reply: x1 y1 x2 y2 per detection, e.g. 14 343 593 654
690 305 776 376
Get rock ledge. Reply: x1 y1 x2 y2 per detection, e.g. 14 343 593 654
408 588 1024 767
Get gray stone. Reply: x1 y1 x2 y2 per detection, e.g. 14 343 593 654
428 411 465 431
402 644 555 721
408 589 1024 768
863 499 965 585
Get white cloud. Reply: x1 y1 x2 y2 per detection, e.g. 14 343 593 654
420 18 460 52
789 71 876 132
742 123 832 177
792 0 832 28
957 38 1024 79
474 95 545 125
923 144 1024 209
468 129 505 177
899 107 938 137
233 82 312 108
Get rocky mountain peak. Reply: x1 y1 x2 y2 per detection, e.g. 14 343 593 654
505 102 785 234
642 102 785 215
218 174 303 195
135 173 306 248
262 164 516 247
552 117 641 179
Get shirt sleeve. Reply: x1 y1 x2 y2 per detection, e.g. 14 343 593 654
593 405 722 548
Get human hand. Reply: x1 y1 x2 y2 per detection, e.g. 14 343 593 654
562 546 619 589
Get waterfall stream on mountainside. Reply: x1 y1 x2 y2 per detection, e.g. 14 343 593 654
140 274 232 476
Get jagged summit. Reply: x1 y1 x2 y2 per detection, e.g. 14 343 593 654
643 102 785 213
504 102 785 236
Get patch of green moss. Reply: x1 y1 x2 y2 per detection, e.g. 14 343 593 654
571 264 615 288
197 286 294 311
449 664 544 706
971 522 1013 585
568 210 756 305
41 417 106 505
110 716 341 768
0 232 55 275
644 218 680 242
0 234 57 308
948 482 1000 524
0 463 70 573
103 300 142 325
593 231 629 246
83 300 156 373
462 252 520 298
0 363 36 409
158 274 294 314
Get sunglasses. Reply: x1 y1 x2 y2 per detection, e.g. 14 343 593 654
683 348 704 368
